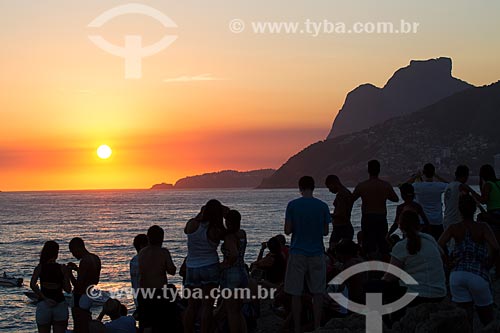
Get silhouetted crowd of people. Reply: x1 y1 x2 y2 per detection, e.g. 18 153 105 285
30 160 500 332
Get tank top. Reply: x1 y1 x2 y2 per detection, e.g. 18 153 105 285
40 263 65 303
222 235 247 269
486 180 500 212
187 221 220 268
452 229 490 282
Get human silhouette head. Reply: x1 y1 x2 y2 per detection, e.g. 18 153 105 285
102 298 121 320
267 237 281 254
459 195 476 220
147 225 164 247
69 237 86 260
225 209 241 233
399 183 415 202
275 234 286 248
325 175 341 193
299 176 315 193
40 240 59 265
368 160 380 177
203 199 224 228
455 165 469 183
423 163 435 179
133 234 148 253
479 164 497 182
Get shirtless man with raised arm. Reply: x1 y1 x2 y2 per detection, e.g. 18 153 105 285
138 225 177 333
68 237 101 333
353 160 399 257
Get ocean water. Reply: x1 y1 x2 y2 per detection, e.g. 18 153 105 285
0 188 400 332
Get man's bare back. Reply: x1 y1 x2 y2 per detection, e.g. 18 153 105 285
353 178 399 215
138 246 176 289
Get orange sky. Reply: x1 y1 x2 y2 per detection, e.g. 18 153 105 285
1 1 500 191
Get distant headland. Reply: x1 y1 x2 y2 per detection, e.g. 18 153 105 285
151 169 275 190
150 183 174 190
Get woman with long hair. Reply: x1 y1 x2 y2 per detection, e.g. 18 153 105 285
183 199 227 333
439 195 499 328
383 210 446 306
30 241 71 333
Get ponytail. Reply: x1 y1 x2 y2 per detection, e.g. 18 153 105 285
400 211 421 255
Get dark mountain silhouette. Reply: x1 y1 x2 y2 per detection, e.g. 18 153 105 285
327 57 473 139
259 82 500 188
174 169 275 189
150 183 174 190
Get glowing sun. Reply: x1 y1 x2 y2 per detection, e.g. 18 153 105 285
97 145 112 159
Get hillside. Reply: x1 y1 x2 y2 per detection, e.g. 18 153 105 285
259 82 500 188
174 169 276 189
327 57 473 138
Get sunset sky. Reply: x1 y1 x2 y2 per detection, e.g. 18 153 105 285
1 0 500 191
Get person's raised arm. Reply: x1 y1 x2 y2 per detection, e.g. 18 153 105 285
352 185 361 203
404 171 422 184
257 242 267 261
434 173 449 183
387 184 399 203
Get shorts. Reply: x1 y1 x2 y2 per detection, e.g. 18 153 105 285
36 300 69 325
185 262 220 287
329 224 354 245
284 253 326 296
361 214 389 254
221 266 248 289
450 271 493 307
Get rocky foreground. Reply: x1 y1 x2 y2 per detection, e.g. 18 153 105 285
255 278 500 333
